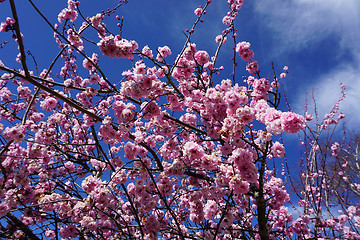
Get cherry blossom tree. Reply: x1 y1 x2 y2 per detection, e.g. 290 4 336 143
0 0 359 239
326 134 360 199
284 85 360 239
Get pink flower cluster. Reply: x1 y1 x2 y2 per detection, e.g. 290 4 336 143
194 50 210 65
113 100 136 123
170 44 211 82
248 77 271 101
2 124 26 142
254 100 306 134
4 0 357 239
98 36 138 59
265 177 290 209
40 97 58 111
0 17 15 32
236 41 258 74
58 1 78 23
228 0 244 10
194 6 204 16
331 142 340 156
156 46 172 62
230 147 258 183
271 141 285 158
236 41 254 61
183 141 205 164
280 111 306 134
67 29 83 50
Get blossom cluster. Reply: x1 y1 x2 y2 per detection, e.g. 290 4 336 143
0 0 358 239
98 36 138 59
0 17 15 32
58 0 79 23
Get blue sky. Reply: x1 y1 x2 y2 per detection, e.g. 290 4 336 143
1 0 359 174
253 0 360 124
1 0 359 125
1 0 359 231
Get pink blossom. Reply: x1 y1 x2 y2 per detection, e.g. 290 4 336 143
292 218 310 235
228 0 244 9
183 141 205 163
144 215 160 235
0 22 7 32
81 175 101 193
194 50 210 65
331 142 340 156
204 200 218 220
67 30 83 49
45 230 56 239
246 60 259 74
0 17 15 32
280 112 306 133
230 148 258 183
157 173 173 196
141 101 161 120
201 154 218 170
238 161 258 183
90 13 102 28
253 99 270 121
131 81 147 99
179 113 197 126
222 16 234 26
183 43 196 60
167 94 183 110
252 78 270 100
271 141 285 158
215 35 227 43
82 53 98 74
142 45 153 57
194 6 203 16
229 176 250 194
156 46 172 62
40 97 58 111
338 112 345 119
59 224 78 239
172 57 195 80
3 125 26 142
58 8 78 23
306 112 313 121
124 141 139 159
280 72 286 78
236 41 254 61
224 89 246 110
220 212 235 228
98 36 138 59
338 214 349 225
0 87 12 102
264 109 282 134
165 158 185 176
236 106 255 124
80 216 97 231
0 202 9 217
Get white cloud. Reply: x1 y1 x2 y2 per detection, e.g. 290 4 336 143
253 0 360 127
254 0 360 60
293 66 360 128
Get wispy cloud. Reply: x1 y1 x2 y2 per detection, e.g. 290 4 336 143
253 0 360 59
293 66 360 128
253 0 360 126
